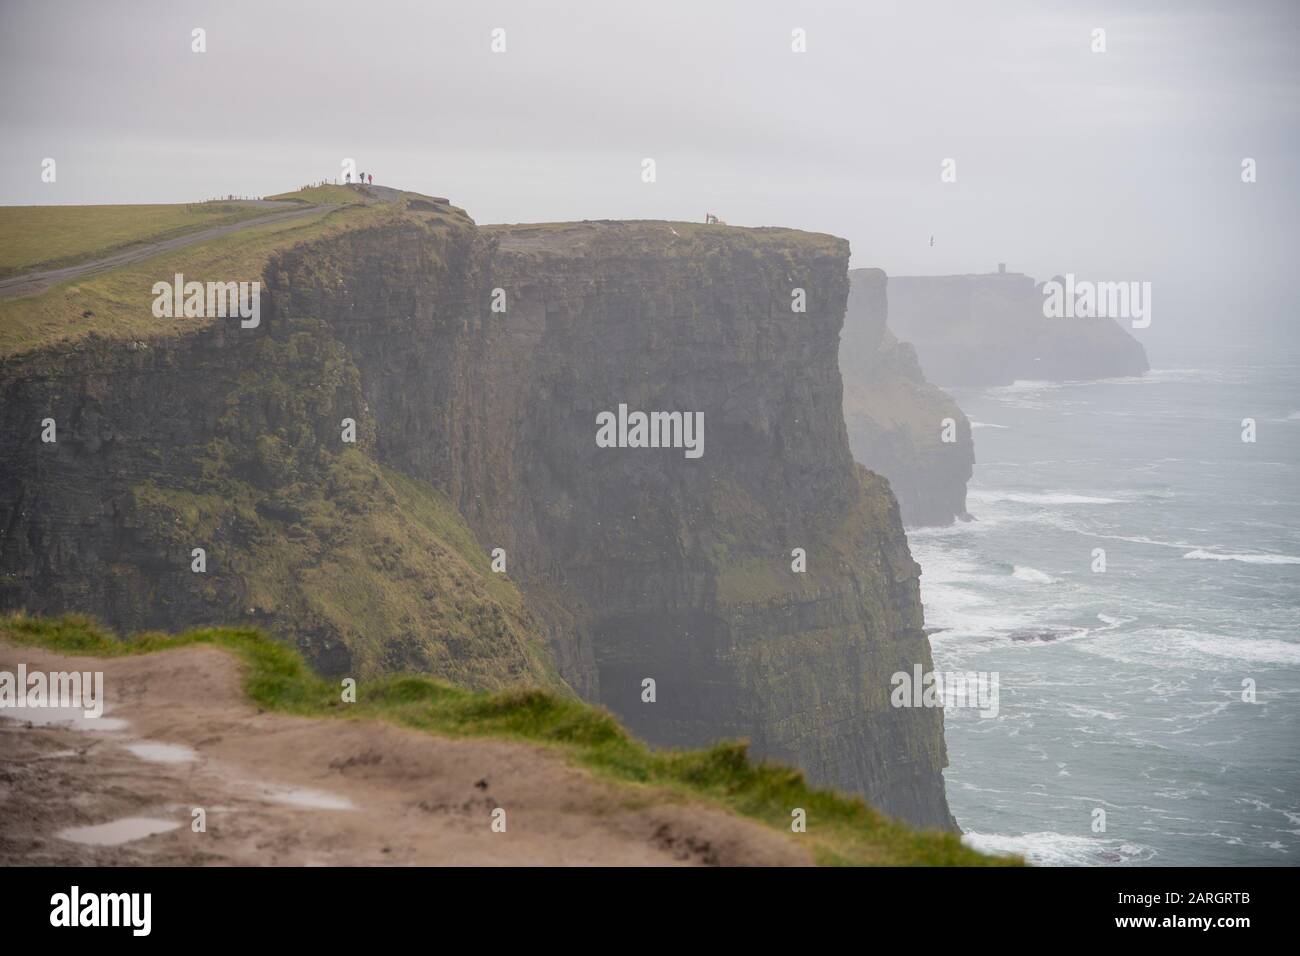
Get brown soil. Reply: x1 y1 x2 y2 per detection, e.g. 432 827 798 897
0 641 811 866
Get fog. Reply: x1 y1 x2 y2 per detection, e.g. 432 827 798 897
2 0 1297 354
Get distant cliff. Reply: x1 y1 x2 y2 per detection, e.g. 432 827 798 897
887 270 1150 387
0 199 957 830
840 269 973 527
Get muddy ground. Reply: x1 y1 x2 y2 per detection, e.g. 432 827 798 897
0 641 810 866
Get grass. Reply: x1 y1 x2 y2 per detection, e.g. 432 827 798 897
0 182 477 357
0 202 390 356
265 185 369 205
0 201 277 279
1 612 1016 867
484 219 848 262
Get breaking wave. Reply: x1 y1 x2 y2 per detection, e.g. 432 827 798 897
1182 549 1300 565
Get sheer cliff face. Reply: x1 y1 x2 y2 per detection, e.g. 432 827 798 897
840 269 973 528
473 224 954 828
0 209 957 829
888 272 1150 387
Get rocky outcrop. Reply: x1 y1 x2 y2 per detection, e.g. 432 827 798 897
840 268 973 527
887 269 1150 387
0 204 957 830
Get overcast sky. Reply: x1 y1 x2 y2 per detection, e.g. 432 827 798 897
2 0 1297 347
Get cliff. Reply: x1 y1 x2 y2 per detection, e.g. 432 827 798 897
0 197 561 691
840 269 973 527
0 196 957 830
887 270 1150 387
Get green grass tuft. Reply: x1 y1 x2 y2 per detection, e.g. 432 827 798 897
2 612 1017 867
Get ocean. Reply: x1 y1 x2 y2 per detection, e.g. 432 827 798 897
911 345 1300 866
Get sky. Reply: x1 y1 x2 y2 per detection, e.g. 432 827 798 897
1 0 1298 350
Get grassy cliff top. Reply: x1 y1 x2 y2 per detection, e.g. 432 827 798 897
0 201 284 279
0 187 840 359
0 185 472 358
2 613 1013 867
266 183 467 213
265 184 370 205
485 219 848 260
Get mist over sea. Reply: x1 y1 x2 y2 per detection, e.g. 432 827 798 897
912 336 1300 866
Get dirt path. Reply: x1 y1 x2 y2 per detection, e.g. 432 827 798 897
0 642 810 866
0 203 336 301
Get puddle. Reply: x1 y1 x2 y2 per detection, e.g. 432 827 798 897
0 706 128 732
123 741 197 764
57 817 180 846
259 785 355 811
